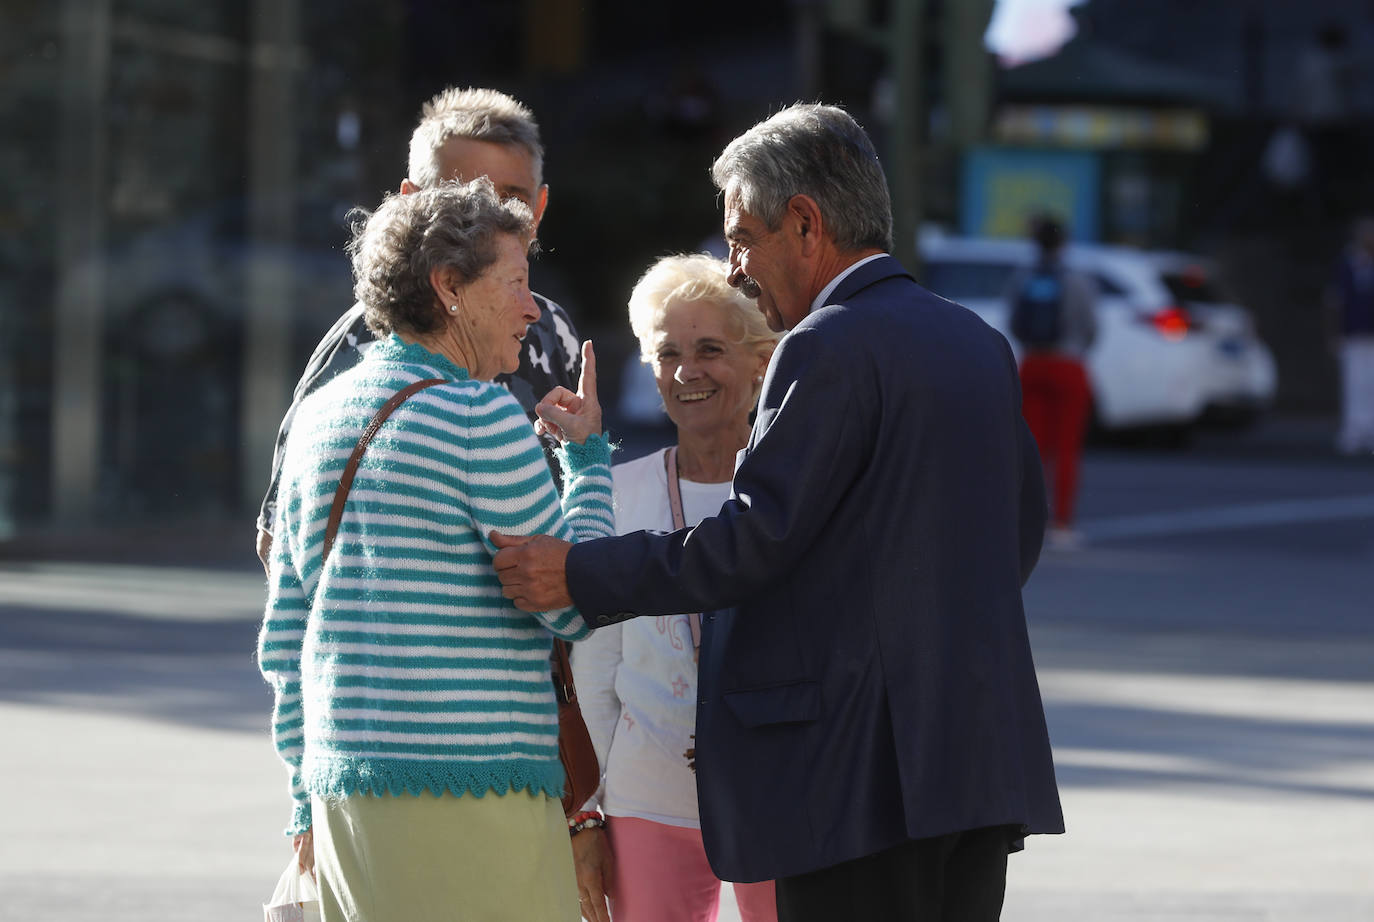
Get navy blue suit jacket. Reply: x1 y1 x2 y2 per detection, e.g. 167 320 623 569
566 255 1063 882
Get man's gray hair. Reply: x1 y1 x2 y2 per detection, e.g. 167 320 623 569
711 103 893 253
407 87 544 189
347 177 534 337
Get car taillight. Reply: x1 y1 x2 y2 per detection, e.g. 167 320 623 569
1141 305 1199 340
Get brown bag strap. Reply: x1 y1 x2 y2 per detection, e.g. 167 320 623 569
323 378 446 565
551 637 577 704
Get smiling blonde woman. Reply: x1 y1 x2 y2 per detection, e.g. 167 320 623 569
568 254 780 922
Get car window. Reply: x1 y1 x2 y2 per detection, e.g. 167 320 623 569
1161 270 1228 304
1091 273 1127 297
923 260 1018 300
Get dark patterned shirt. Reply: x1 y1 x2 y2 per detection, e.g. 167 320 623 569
257 292 581 533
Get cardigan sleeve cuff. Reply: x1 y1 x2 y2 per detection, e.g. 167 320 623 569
285 800 313 837
557 432 612 477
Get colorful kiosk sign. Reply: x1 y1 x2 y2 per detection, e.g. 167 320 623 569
960 147 1101 240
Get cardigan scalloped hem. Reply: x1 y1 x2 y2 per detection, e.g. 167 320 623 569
286 756 568 835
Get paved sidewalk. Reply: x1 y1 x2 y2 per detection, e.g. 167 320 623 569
6 604 1368 921
1 499 1370 921
1003 624 1374 921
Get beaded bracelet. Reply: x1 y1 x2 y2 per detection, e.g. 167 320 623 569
568 811 605 836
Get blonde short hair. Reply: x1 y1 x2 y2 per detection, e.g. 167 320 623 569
627 253 779 363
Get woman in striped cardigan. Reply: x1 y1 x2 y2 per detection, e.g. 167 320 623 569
257 178 613 921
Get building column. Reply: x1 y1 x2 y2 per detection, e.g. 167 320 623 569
888 0 925 269
240 0 301 509
523 0 586 75
52 0 112 524
943 0 995 151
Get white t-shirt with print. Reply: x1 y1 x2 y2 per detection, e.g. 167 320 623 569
570 448 731 827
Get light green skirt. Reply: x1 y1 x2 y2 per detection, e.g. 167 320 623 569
312 790 578 922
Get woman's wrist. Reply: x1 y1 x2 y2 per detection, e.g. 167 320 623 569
568 809 605 836
559 432 612 471
567 430 609 452
287 800 313 836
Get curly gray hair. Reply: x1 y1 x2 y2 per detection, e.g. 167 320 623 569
711 103 892 253
407 87 544 190
346 178 534 337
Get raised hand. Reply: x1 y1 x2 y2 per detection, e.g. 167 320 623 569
535 340 601 444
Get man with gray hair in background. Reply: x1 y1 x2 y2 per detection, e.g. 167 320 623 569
492 103 1064 921
255 86 581 568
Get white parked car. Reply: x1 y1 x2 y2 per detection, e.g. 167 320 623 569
917 233 1277 433
1146 250 1278 426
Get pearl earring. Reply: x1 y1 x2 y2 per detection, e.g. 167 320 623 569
448 304 459 313
754 375 763 383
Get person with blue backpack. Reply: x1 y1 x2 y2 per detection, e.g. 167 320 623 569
1007 215 1098 547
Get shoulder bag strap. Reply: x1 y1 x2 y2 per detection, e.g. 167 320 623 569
323 377 446 565
551 636 577 704
663 447 702 656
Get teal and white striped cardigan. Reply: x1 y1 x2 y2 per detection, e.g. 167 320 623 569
257 334 614 835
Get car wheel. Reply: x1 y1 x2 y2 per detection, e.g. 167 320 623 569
1201 406 1262 430
1147 423 1194 450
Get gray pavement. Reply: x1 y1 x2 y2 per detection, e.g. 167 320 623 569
1004 440 1374 920
1 424 1371 920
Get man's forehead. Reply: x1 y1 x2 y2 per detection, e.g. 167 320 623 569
437 137 538 191
722 189 757 238
722 182 744 215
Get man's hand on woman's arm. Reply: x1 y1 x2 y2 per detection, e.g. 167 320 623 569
490 532 574 611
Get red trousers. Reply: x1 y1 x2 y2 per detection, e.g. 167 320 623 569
1019 353 1091 528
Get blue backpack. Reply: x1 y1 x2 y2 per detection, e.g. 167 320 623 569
1010 266 1064 348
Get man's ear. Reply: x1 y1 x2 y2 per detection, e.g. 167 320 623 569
788 194 824 255
399 178 420 195
531 185 549 231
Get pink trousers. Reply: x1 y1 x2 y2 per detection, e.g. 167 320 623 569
604 816 777 922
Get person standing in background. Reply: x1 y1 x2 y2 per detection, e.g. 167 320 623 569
1006 214 1098 547
1327 216 1374 455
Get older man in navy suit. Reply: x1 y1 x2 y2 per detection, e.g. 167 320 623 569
493 103 1063 921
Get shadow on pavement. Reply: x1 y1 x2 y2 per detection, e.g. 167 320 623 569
1046 700 1374 800
0 606 270 733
